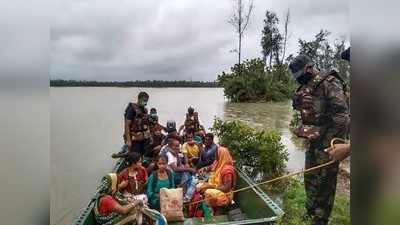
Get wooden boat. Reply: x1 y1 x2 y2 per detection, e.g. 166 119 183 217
73 158 284 225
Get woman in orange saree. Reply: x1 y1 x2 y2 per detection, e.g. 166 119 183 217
196 146 236 208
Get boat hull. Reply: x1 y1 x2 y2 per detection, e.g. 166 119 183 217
73 159 284 225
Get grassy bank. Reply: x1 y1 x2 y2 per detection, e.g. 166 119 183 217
276 179 350 225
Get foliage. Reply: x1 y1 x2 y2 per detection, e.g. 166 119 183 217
276 178 350 225
293 30 350 81
276 178 310 225
261 10 283 67
211 118 288 180
50 79 219 88
217 58 296 102
289 111 301 130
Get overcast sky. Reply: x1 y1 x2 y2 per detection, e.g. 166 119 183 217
50 0 349 81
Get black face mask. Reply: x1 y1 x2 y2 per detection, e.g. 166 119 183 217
296 72 312 85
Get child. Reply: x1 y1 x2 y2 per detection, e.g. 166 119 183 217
146 154 175 209
182 131 200 160
118 152 148 202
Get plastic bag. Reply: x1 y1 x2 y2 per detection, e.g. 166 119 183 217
160 188 184 221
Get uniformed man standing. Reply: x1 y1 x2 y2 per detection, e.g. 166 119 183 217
289 55 350 225
178 106 205 137
112 91 151 158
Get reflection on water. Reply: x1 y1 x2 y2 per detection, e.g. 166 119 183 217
224 102 293 130
223 101 305 172
51 87 304 225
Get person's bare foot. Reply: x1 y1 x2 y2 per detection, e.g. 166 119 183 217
111 150 129 158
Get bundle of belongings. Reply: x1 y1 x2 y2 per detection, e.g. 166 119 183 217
159 188 185 222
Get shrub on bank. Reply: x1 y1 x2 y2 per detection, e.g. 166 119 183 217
217 58 296 103
211 118 288 180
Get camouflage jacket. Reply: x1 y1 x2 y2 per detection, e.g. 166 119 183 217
292 71 350 148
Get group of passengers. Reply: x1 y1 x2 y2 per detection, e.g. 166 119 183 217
94 92 236 225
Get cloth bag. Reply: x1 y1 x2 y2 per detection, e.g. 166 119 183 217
160 188 184 221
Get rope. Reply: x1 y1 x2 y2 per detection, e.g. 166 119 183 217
186 137 349 206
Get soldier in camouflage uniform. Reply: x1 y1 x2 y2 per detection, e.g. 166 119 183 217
289 55 350 225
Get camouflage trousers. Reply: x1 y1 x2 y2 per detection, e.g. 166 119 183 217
304 146 339 225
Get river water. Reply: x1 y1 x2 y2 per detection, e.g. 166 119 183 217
50 87 304 225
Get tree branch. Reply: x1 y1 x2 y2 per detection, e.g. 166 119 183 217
241 0 254 35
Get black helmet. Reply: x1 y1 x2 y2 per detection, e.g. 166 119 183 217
149 114 158 123
188 106 194 114
166 120 176 133
150 108 157 114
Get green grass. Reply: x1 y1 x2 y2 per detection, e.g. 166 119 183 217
276 179 350 225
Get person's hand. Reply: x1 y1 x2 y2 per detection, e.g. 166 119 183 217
198 168 204 174
324 143 350 161
119 180 128 189
135 199 144 208
197 183 214 193
301 95 313 108
196 185 206 193
198 167 207 174
188 168 197 174
154 145 161 152
126 141 132 149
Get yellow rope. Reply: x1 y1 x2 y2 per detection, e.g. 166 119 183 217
186 138 349 206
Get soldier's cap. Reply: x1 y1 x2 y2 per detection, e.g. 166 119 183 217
289 55 313 79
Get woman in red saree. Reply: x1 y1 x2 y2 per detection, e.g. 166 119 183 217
196 146 236 207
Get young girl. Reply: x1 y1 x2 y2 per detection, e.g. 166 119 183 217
118 152 148 202
146 154 176 209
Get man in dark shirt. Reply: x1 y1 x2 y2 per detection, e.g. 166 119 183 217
193 133 217 169
112 91 150 158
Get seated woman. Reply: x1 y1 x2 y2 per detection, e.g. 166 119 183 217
196 146 236 208
118 152 148 201
94 173 142 225
146 154 176 210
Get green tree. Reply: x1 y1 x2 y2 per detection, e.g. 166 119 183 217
217 58 296 102
261 11 283 67
297 30 350 81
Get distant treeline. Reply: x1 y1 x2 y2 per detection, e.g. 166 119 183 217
50 79 220 88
